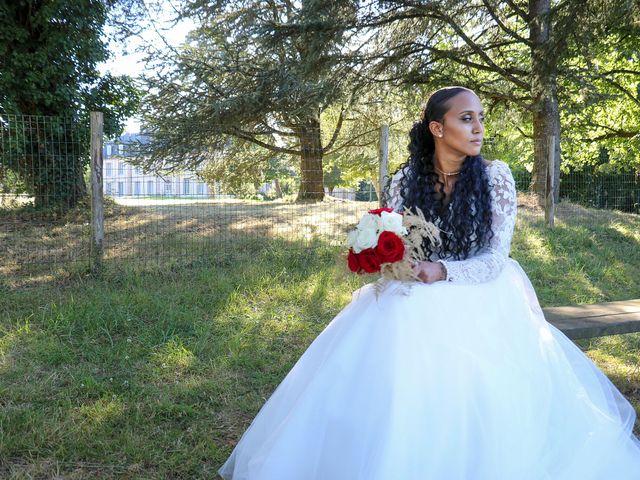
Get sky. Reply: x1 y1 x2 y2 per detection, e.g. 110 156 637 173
98 7 195 133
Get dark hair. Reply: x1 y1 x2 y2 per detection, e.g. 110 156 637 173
389 86 494 260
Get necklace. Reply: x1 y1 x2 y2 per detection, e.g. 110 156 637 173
434 165 460 194
434 165 461 176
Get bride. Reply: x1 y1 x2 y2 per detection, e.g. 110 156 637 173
218 86 640 479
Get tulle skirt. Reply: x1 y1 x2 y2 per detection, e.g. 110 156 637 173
218 259 640 479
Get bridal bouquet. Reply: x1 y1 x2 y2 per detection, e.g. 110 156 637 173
346 206 441 282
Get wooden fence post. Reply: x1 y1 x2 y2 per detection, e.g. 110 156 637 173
90 112 104 273
379 124 389 207
545 134 556 228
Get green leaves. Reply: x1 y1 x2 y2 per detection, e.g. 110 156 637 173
139 1 370 200
86 73 141 139
0 0 140 209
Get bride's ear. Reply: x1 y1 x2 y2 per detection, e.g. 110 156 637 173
428 120 443 138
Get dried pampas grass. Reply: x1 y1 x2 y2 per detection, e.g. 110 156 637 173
379 206 441 282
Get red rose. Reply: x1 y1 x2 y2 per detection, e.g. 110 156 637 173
358 248 382 273
368 207 394 216
347 248 361 273
374 231 405 263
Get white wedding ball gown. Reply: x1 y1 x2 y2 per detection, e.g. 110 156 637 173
218 161 640 479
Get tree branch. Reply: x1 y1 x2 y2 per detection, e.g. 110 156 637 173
431 11 531 89
322 106 346 153
481 0 531 46
578 121 640 141
514 125 534 138
599 78 640 107
582 131 640 141
502 0 530 22
228 126 301 155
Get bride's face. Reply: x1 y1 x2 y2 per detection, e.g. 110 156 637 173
429 91 485 157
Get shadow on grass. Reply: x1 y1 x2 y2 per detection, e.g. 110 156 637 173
1 198 375 289
0 233 363 478
2 197 640 477
511 206 640 307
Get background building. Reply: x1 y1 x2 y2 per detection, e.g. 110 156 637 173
103 133 212 197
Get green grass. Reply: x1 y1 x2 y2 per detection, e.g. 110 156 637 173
1 199 639 478
0 240 366 478
514 202 640 305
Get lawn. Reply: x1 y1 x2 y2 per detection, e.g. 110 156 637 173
1 196 639 478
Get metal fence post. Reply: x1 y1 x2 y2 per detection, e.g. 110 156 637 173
379 124 389 207
545 134 556 228
90 112 104 272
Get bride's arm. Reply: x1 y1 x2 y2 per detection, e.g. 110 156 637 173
438 161 517 284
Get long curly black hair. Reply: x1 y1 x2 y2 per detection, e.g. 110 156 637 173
390 86 494 261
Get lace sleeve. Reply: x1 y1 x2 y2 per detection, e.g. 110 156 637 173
438 160 517 284
386 168 405 212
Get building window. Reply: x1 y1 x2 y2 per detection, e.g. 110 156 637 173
183 178 190 195
106 145 112 156
105 162 112 177
106 182 114 195
119 144 125 155
118 162 125 176
164 180 172 195
134 181 141 195
147 180 154 195
134 166 142 176
117 182 124 196
196 182 204 195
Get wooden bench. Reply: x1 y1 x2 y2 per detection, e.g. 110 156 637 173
543 299 640 340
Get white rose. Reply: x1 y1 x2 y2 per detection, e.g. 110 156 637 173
352 227 378 253
357 213 381 233
346 229 358 249
380 211 407 236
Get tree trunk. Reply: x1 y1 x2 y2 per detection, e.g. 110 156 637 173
296 116 324 202
12 118 88 211
529 0 561 204
31 153 86 210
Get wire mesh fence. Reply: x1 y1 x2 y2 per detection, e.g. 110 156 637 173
100 177 379 271
1 113 638 285
457 132 638 215
98 129 377 270
0 114 91 281
0 115 380 283
559 170 639 213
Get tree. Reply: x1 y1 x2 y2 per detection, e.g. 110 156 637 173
199 139 295 198
346 0 640 200
558 27 640 172
140 0 381 202
0 0 140 210
320 87 416 199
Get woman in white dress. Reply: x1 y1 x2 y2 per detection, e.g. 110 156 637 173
218 86 640 479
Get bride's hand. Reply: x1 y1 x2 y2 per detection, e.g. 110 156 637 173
411 261 446 284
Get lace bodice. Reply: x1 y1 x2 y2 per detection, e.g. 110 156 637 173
386 160 517 284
